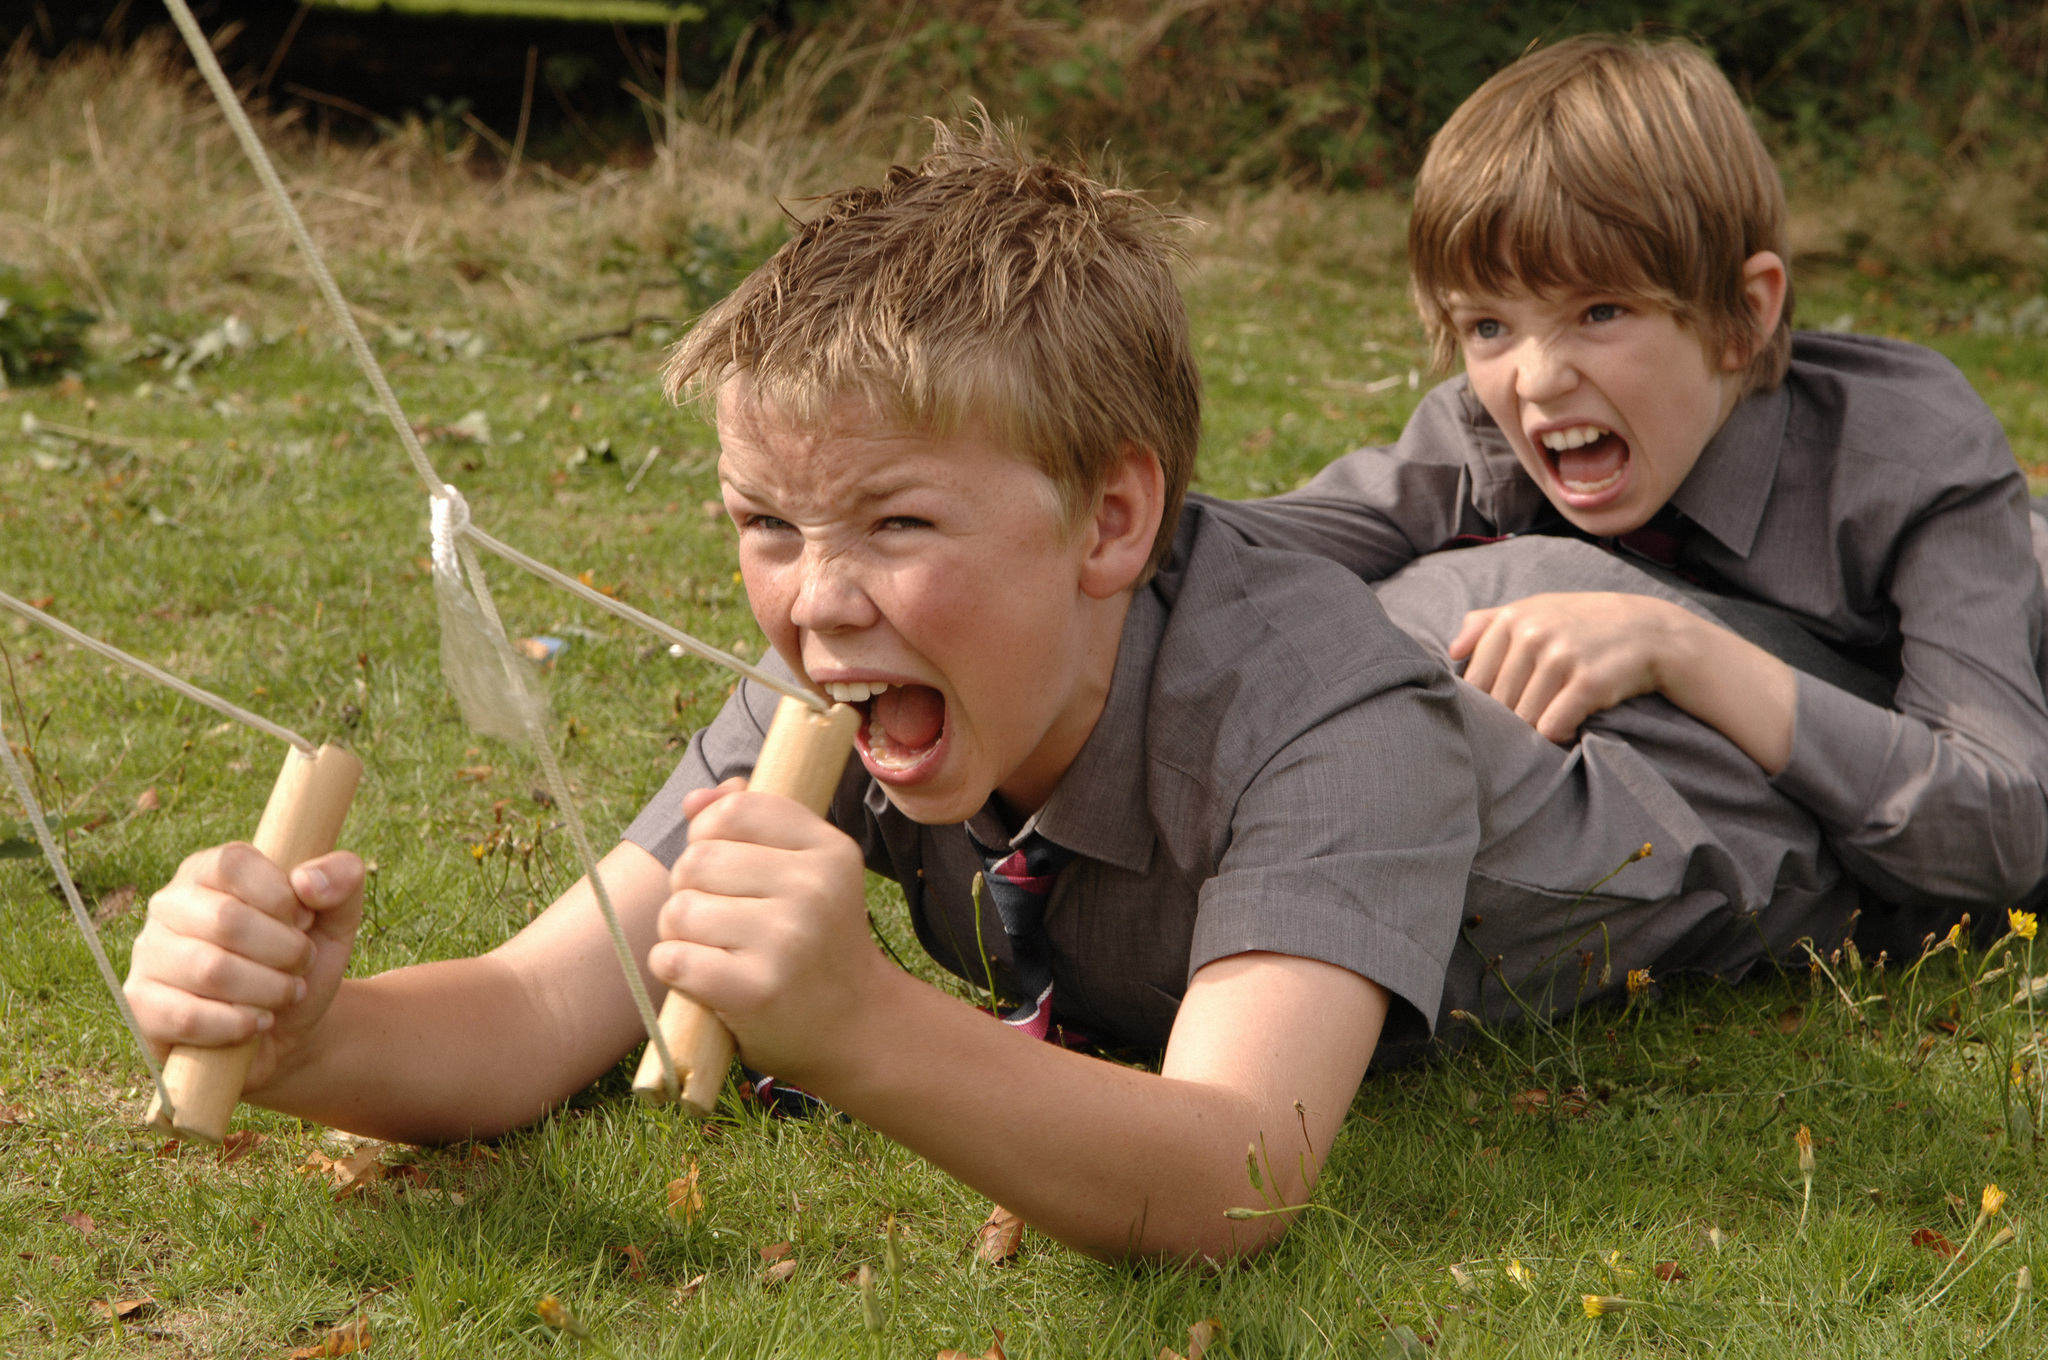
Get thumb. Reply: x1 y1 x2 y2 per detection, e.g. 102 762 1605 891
289 851 365 915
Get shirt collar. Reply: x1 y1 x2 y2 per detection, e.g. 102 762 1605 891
1666 381 1791 560
966 586 1163 872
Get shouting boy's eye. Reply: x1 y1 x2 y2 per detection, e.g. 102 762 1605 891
1472 318 1504 341
1585 303 1625 324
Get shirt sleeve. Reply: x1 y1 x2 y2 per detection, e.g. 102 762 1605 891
1198 380 1527 580
620 676 784 868
1772 428 2048 908
1188 670 1480 1039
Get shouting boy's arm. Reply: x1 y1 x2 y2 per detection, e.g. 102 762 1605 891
657 784 1387 1263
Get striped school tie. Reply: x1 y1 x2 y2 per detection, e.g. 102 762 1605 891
967 828 1078 1041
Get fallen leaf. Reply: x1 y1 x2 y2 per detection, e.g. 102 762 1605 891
1911 1228 1959 1257
666 1160 704 1221
454 765 494 782
674 1273 706 1302
133 787 159 813
1653 1261 1687 1282
974 1206 1024 1265
289 1317 370 1357
937 1328 1007 1360
1510 1089 1550 1114
762 1258 798 1286
26 595 53 609
1186 1318 1223 1360
1776 1005 1805 1035
60 1210 96 1236
759 1241 793 1264
0 1102 25 1126
92 884 137 923
218 1130 267 1164
301 1144 388 1199
90 1296 156 1320
617 1243 647 1282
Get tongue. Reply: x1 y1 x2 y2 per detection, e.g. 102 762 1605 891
1555 435 1626 487
872 684 944 751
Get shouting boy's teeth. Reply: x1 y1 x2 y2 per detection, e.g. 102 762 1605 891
832 681 946 773
1538 424 1629 498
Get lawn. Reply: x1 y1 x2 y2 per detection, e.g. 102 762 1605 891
5 101 2048 1358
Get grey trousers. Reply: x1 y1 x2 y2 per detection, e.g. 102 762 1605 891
1369 537 1865 1057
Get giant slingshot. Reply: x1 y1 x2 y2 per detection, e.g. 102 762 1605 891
4 0 858 1143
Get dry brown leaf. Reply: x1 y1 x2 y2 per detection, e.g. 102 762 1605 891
759 1240 793 1264
0 1102 26 1127
974 1206 1024 1265
89 1295 155 1320
218 1130 267 1164
1653 1261 1688 1282
1510 1089 1550 1114
133 787 160 813
762 1258 798 1287
1777 1005 1806 1035
301 1144 388 1199
289 1317 371 1357
1186 1318 1223 1360
936 1328 1007 1360
92 884 137 924
60 1210 96 1237
674 1273 706 1303
1912 1228 1959 1257
454 765 494 782
666 1160 704 1221
617 1244 647 1282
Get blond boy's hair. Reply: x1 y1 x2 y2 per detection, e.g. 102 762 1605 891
665 119 1199 579
1410 35 1794 393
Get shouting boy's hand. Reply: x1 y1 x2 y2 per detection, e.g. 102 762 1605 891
651 779 883 1086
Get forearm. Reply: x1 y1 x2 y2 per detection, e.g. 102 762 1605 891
789 959 1372 1263
1655 608 1797 776
248 955 609 1143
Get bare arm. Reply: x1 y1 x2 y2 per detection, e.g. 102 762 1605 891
127 840 675 1144
657 786 1387 1262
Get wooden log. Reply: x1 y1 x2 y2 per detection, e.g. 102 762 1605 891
631 697 859 1115
143 744 363 1143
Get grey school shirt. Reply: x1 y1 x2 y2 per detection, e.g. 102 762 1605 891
1209 332 2048 912
625 503 1857 1056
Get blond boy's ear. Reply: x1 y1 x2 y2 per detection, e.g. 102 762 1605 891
1723 251 1789 374
1079 442 1167 600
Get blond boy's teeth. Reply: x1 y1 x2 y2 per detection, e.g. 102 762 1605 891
1540 424 1611 451
825 681 892 703
1561 469 1626 494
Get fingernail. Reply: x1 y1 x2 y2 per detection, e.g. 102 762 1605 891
296 908 315 931
300 866 330 899
255 1010 274 1032
294 977 308 1003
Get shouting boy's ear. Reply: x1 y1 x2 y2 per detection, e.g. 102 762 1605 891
1723 251 1790 374
1078 442 1167 601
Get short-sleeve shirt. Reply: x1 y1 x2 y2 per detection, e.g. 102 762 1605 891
626 505 1482 1050
1208 332 2048 910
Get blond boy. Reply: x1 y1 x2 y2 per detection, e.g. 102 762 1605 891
1218 36 2048 933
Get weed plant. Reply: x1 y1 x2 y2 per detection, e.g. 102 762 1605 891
3 38 2048 1360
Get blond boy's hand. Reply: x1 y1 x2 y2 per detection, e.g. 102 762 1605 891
124 845 365 1094
651 780 884 1084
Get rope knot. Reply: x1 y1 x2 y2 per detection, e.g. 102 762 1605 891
430 485 471 577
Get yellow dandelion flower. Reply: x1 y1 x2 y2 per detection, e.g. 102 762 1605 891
1795 1125 1815 1177
2015 1060 2029 1088
1506 1258 1535 1290
1945 922 1964 948
1626 968 1652 996
1583 1295 1631 1318
2010 909 2038 941
1983 1183 2007 1218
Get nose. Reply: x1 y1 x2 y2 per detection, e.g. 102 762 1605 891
787 540 878 635
1515 336 1580 405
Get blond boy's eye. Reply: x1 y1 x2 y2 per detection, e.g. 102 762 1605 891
1587 303 1624 323
1472 319 1504 340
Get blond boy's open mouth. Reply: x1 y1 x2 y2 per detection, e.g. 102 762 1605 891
823 681 948 775
1540 423 1631 505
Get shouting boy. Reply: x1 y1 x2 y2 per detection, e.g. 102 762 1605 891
125 123 1851 1262
1217 36 2048 937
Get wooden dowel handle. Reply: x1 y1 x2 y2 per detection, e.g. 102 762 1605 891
632 698 859 1115
143 744 363 1143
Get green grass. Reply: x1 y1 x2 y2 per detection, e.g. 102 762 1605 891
4 233 2048 1356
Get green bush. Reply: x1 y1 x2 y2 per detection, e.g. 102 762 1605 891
0 268 93 385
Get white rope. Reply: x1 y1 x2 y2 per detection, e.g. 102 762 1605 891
0 590 315 756
0 706 173 1120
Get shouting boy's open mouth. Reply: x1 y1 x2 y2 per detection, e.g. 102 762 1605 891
823 680 948 778
1539 423 1631 508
